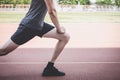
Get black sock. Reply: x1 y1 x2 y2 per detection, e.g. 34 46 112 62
46 62 54 68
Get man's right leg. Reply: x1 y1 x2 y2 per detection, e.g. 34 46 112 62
0 25 37 56
0 39 19 56
0 26 37 56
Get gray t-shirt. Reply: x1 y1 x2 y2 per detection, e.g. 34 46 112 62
20 0 47 30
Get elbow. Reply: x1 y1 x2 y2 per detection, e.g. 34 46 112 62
48 8 56 16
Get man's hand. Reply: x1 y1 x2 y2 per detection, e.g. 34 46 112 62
57 27 66 34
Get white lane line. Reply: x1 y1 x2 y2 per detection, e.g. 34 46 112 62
0 62 120 64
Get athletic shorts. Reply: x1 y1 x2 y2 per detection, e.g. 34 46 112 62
11 23 54 45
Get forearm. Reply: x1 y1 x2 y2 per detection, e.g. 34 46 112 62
48 9 61 31
44 0 65 34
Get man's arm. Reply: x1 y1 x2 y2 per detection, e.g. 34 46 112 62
44 0 65 34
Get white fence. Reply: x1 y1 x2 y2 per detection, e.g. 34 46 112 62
0 4 30 11
57 5 120 12
0 4 120 12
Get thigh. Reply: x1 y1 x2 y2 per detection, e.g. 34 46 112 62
37 23 55 37
42 28 68 40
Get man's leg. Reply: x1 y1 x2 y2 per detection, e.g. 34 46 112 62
0 39 19 56
0 25 37 56
41 28 70 76
43 28 70 63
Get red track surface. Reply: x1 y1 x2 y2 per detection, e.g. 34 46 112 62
0 48 120 80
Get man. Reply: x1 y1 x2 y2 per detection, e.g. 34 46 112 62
0 0 70 76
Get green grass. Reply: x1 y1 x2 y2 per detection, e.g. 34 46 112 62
0 11 120 23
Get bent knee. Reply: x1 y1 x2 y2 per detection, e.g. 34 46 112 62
0 49 8 56
61 33 70 43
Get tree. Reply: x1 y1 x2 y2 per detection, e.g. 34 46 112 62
96 0 112 5
58 0 69 5
96 0 105 5
58 0 77 5
0 0 4 4
104 0 112 5
23 0 31 4
58 0 91 5
0 0 31 4
70 0 78 5
0 0 14 4
115 0 120 8
79 0 91 5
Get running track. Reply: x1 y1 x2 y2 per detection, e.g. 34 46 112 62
0 23 120 80
0 48 120 80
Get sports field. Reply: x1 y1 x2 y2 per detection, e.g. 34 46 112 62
0 11 120 23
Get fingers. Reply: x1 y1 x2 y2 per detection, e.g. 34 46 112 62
57 27 66 34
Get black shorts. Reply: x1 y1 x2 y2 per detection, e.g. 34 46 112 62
11 23 54 45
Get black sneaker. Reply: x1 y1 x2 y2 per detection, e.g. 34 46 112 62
42 66 65 76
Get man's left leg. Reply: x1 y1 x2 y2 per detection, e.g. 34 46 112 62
41 28 70 76
0 39 19 56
